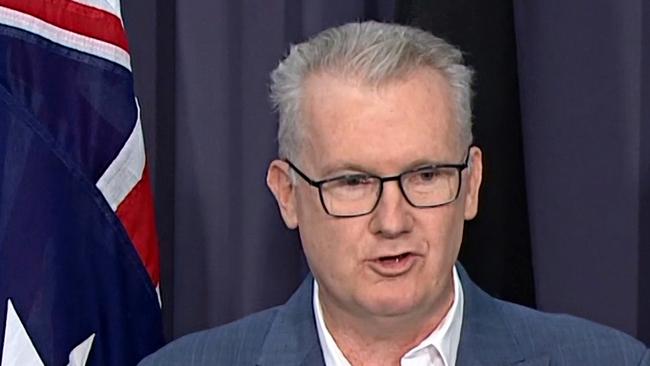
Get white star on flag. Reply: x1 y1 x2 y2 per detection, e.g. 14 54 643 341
1 299 96 366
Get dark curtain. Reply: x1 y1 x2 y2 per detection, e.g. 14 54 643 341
123 0 649 345
514 0 649 342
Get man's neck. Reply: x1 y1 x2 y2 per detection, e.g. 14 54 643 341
317 278 455 365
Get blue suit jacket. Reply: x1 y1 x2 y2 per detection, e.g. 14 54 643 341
140 266 650 365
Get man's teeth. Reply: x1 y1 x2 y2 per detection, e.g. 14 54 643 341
380 253 409 263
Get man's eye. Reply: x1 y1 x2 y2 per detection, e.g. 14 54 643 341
342 175 372 186
415 169 440 182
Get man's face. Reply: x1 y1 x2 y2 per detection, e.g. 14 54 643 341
267 68 482 321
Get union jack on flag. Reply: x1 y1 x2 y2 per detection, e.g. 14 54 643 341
0 0 164 364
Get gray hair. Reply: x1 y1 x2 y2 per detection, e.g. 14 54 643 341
269 21 474 161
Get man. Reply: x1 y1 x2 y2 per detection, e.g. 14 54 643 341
140 21 649 365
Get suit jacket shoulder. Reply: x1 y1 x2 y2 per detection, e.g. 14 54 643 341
456 265 650 365
138 276 323 366
501 297 646 357
138 305 280 365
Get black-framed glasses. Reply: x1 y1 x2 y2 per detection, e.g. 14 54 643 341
286 149 471 218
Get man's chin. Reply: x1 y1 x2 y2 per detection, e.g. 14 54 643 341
359 293 424 319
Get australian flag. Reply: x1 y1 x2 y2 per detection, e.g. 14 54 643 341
0 0 164 365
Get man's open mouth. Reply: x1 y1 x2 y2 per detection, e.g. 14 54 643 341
378 252 411 264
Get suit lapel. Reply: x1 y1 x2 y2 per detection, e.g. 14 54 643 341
516 357 551 366
458 353 549 366
455 265 549 366
301 343 328 366
257 275 325 366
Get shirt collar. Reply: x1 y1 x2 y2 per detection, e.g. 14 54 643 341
313 280 351 366
313 265 464 366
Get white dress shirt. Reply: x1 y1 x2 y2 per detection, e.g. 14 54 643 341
313 266 464 366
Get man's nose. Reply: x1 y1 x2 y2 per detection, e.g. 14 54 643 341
369 180 413 238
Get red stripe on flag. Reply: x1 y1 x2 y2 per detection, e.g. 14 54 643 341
116 166 160 285
0 0 129 51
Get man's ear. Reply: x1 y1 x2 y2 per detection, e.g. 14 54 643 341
267 160 299 229
464 146 483 220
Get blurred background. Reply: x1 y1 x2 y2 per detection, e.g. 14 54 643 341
121 0 649 344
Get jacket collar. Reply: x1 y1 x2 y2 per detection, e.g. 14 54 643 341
455 264 549 366
257 274 324 366
257 265 548 366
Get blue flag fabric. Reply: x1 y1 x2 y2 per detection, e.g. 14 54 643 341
0 1 164 365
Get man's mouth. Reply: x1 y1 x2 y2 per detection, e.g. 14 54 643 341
378 252 411 264
369 252 418 276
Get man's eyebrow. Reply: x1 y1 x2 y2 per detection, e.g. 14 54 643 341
319 157 456 178
318 162 375 177
404 159 442 170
